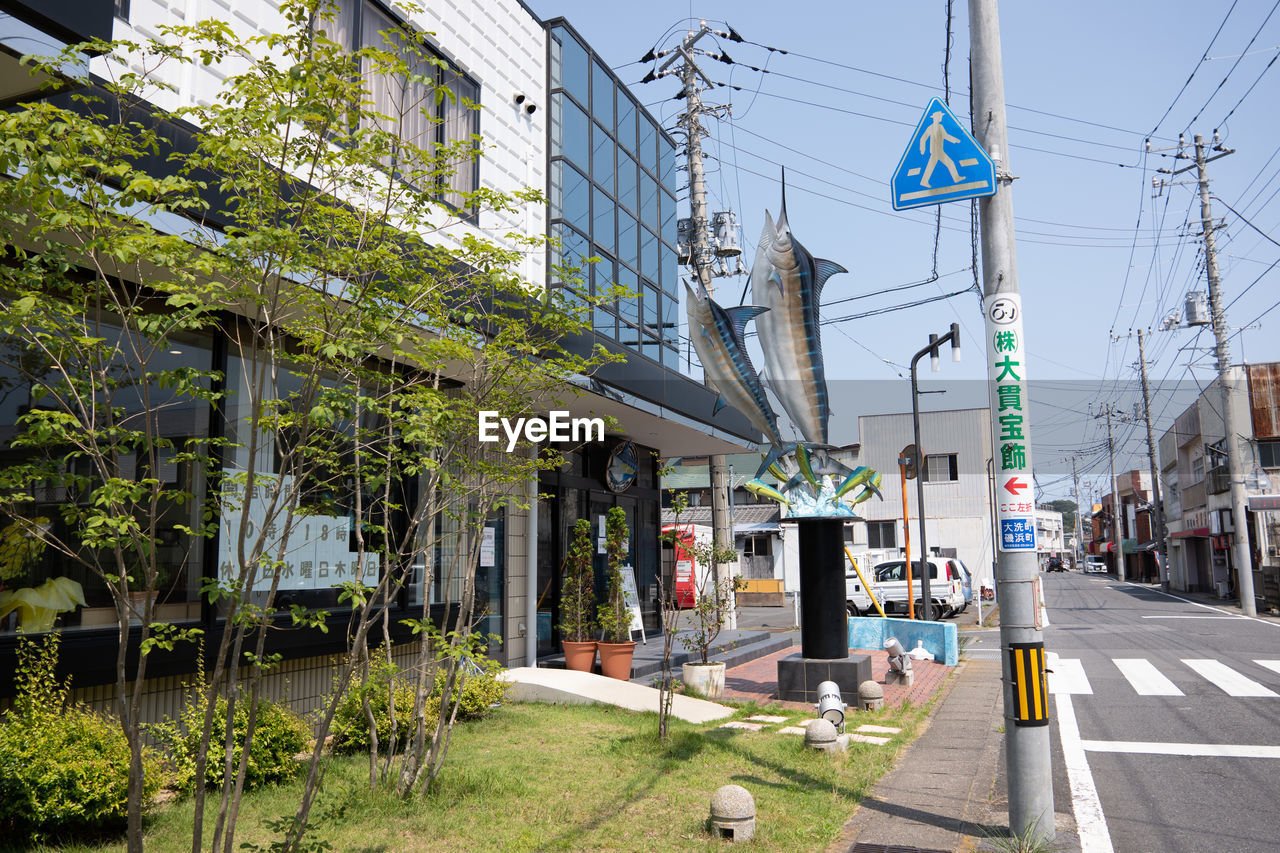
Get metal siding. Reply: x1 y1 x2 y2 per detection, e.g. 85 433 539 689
1247 363 1280 439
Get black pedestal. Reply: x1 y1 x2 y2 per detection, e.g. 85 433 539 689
776 653 872 703
796 516 849 660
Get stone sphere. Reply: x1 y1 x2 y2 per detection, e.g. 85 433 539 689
858 680 884 701
710 784 756 820
804 717 838 745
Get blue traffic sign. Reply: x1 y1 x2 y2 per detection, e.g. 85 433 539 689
891 97 997 211
1000 518 1036 551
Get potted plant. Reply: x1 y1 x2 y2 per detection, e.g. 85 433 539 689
596 507 636 680
558 518 597 672
678 536 743 699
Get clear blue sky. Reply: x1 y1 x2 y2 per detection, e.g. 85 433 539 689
526 0 1280 505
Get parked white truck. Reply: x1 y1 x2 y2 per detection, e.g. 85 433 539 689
844 552 887 616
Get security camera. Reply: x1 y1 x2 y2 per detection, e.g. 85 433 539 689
525 103 537 114
514 92 526 104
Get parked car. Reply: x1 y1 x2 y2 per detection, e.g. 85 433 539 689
1046 557 1065 572
1084 555 1108 574
844 570 883 617
873 558 967 620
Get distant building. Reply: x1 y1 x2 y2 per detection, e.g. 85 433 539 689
1035 506 1065 566
1159 363 1280 600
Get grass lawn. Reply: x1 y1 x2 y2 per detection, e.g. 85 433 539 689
14 696 936 852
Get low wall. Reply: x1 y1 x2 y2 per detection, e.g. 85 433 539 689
847 617 959 667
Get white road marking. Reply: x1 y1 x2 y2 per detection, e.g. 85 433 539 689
1048 658 1093 695
1081 740 1280 759
1113 659 1184 696
1255 660 1280 678
1056 693 1115 853
1182 659 1279 697
1141 615 1245 620
1116 581 1280 628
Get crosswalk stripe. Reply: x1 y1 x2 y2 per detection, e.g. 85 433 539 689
1182 659 1279 697
1255 660 1280 678
1113 658 1184 696
1048 658 1093 695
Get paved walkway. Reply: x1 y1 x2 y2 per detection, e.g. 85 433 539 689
722 645 952 710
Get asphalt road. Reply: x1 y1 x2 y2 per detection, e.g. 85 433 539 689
1035 571 1280 853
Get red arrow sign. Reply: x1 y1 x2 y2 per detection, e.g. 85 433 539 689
1003 477 1028 496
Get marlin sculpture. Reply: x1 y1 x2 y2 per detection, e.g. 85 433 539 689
751 191 848 446
684 280 784 448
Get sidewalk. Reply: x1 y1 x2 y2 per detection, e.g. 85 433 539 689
825 655 1006 853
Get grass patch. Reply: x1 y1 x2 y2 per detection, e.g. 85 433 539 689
6 700 929 852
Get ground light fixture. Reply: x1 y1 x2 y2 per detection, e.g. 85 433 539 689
815 680 846 732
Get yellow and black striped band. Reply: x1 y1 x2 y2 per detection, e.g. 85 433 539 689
1008 642 1050 727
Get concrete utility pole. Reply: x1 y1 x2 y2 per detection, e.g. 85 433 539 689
1071 456 1085 568
670 24 738 627
970 0 1054 840
1100 403 1124 581
1137 329 1169 588
1194 135 1256 616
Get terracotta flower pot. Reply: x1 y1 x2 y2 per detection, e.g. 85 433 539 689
597 641 637 680
561 639 598 672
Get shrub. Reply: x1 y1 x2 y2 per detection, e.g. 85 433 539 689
330 661 509 755
331 675 417 755
0 633 162 842
152 690 311 793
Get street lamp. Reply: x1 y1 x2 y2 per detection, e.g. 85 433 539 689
909 323 961 620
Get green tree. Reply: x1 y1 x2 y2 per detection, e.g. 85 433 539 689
1046 499 1077 533
0 3 617 850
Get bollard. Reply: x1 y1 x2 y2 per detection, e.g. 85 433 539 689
858 679 885 711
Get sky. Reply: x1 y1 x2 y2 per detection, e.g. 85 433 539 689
525 0 1280 506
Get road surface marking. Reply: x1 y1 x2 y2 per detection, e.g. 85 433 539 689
1113 659 1183 696
1119 581 1280 628
1056 693 1115 853
1047 658 1093 695
1255 660 1280 677
1081 740 1280 759
1182 659 1279 697
1141 615 1245 620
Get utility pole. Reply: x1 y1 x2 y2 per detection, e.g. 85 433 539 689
970 0 1054 840
1194 135 1256 616
663 24 738 627
1071 456 1084 568
1102 404 1124 581
1137 329 1169 589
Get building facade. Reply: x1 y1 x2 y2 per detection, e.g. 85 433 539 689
0 0 762 713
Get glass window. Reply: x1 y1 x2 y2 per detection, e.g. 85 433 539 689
640 173 658 231
661 343 680 368
639 117 658 176
923 453 959 483
617 150 638 214
617 95 637 154
592 186 615 255
591 121 614 195
1260 440 1280 469
661 287 678 342
617 265 639 324
640 226 659 281
557 161 589 235
592 60 614 131
555 93 589 172
643 284 660 334
868 521 896 549
553 222 590 293
617 209 638 270
594 304 617 338
661 189 676 247
661 244 677 295
642 337 662 363
0 325 213 635
554 28 589 107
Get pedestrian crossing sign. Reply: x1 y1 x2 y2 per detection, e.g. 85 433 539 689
891 97 997 211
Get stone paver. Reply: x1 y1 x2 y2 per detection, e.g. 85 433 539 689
719 720 764 731
777 725 807 735
847 733 892 745
745 714 789 723
855 724 902 734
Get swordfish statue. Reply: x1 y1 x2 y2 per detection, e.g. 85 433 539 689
751 189 848 447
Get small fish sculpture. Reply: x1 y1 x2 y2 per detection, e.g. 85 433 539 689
744 479 790 505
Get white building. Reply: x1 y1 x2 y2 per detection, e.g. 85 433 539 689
853 408 996 593
1035 506 1064 566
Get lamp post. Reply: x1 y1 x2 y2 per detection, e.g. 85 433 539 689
909 323 961 620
